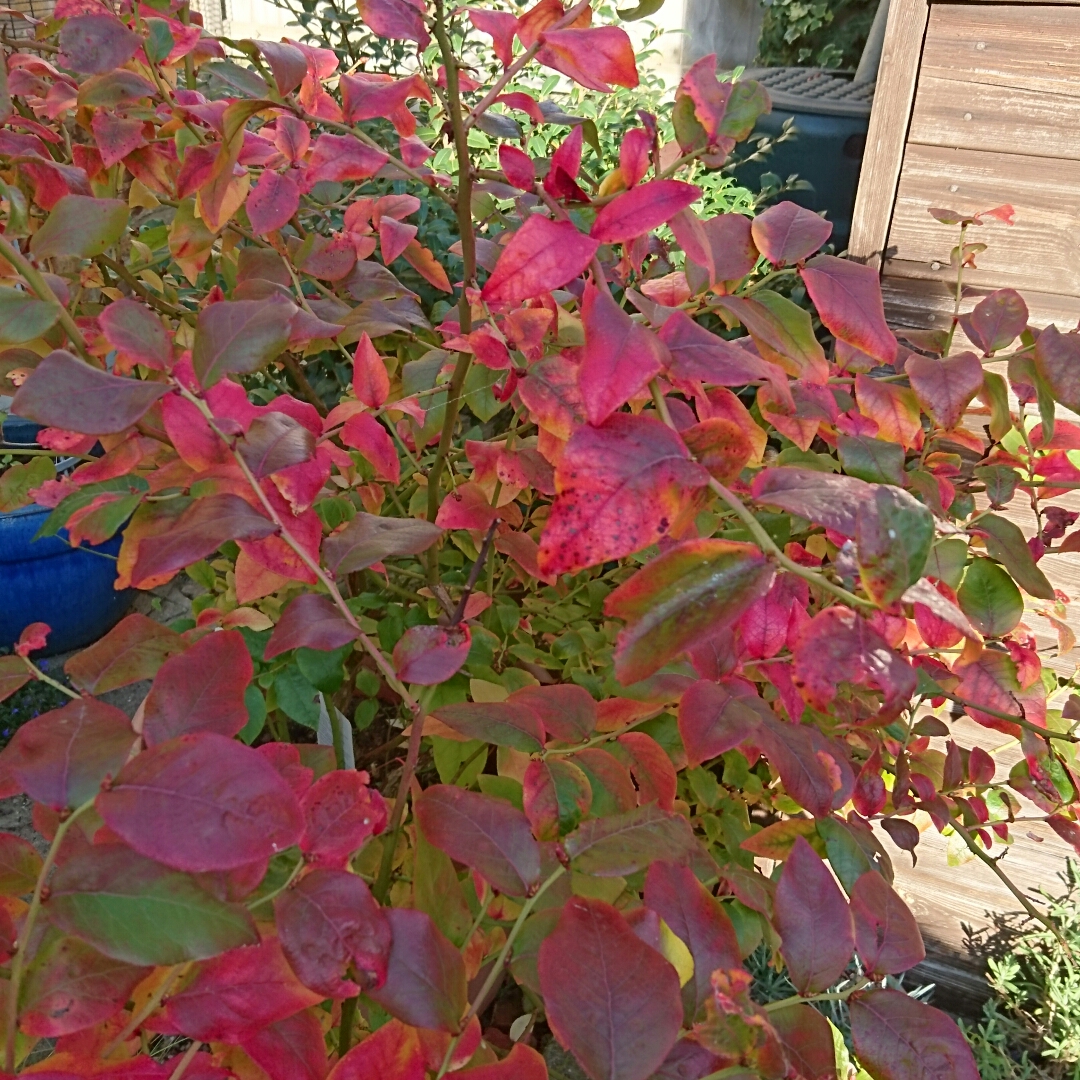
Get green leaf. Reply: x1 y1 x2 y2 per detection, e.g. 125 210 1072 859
143 17 174 64
816 817 874 894
925 538 967 590
605 538 774 685
972 513 1055 599
837 434 906 486
958 557 1023 638
29 196 128 258
47 846 257 965
980 371 1011 442
972 465 1018 509
718 80 771 141
855 485 934 606
295 643 351 694
431 736 487 786
0 456 54 513
564 805 699 877
414 812 473 947
617 0 663 19
273 665 321 729
240 684 266 744
37 476 150 539
0 288 58 345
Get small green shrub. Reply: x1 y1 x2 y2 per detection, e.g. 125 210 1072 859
757 0 877 69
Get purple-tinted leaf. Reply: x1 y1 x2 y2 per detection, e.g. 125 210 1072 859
564 804 698 877
97 732 304 872
64 614 186 694
850 988 979 1080
751 202 832 266
365 907 467 1033
322 513 442 576
99 298 172 370
247 169 301 236
12 349 168 434
414 785 541 896
770 1003 838 1080
773 837 854 994
605 538 774 684
670 208 759 286
431 701 544 752
714 292 828 383
801 254 898 365
239 412 316 478
276 868 391 999
508 684 597 743
905 351 984 431
392 624 471 686
1035 324 1080 412
959 289 1027 355
254 39 308 95
142 629 253 746
645 860 741 1021
657 309 788 388
131 493 277 587
538 897 683 1080
192 296 298 388
751 467 875 538
850 870 925 975
264 594 359 660
58 13 140 73
0 698 135 810
678 678 762 767
756 713 853 817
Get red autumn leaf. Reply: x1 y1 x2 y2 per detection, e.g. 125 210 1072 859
98 298 172 371
160 936 323 1042
352 333 390 408
58 13 140 73
541 126 585 204
300 769 387 867
0 698 134 810
392 624 471 685
91 111 147 170
434 481 499 531
241 1008 329 1080
97 733 304 872
301 134 389 190
481 216 599 306
657 309 787 391
498 143 535 191
517 352 587 440
1034 324 1080 413
755 711 853 817
365 907 467 1033
12 349 168 434
342 411 400 483
578 282 669 426
380 217 418 264
645 860 741 1020
605 538 774 684
523 758 592 839
507 684 597 742
908 579 977 648
959 288 1028 354
905 351 984 431
15 622 49 658
468 8 517 66
591 180 700 245
539 897 683 1080
64 614 186 694
850 870 925 976
536 27 639 92
415 785 542 896
432 701 544 752
619 127 652 187
675 54 731 147
751 467 874 538
793 607 916 714
131 494 277 588
849 989 980 1080
953 649 1044 738
539 413 709 576
19 934 149 1037
255 40 308 95
670 208 759 286
247 170 301 235
456 1043 548 1080
770 1003 839 1080
677 677 762 767
773 837 854 994
801 255 898 365
142 629 253 747
355 0 431 47
329 1019 424 1080
276 868 392 998
264 594 359 660
750 201 832 266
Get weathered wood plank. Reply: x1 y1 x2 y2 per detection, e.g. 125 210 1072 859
921 3 1080 100
887 144 1080 296
847 0 930 267
909 74 1080 160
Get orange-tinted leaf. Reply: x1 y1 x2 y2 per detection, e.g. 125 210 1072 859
481 216 598 306
456 1043 548 1080
536 26 638 92
468 7 517 65
0 831 42 895
854 374 921 447
539 413 709 576
64 614 186 694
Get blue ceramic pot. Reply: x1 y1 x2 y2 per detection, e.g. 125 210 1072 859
0 418 133 656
